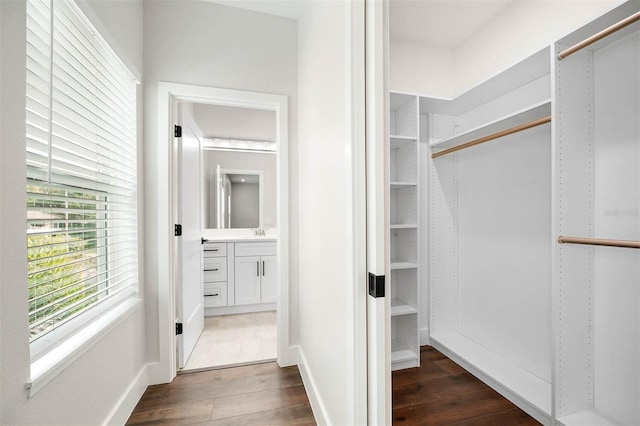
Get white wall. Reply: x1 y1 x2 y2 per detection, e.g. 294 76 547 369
194 103 277 142
389 39 454 98
297 1 362 424
142 0 299 378
203 150 276 228
453 0 625 94
390 0 624 98
0 1 147 424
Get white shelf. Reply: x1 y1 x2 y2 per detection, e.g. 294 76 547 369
390 262 417 270
557 411 616 426
431 332 551 422
391 299 418 316
430 100 551 154
390 224 417 229
391 348 418 364
390 135 417 141
390 182 417 188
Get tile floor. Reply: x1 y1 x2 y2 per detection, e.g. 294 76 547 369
182 311 277 371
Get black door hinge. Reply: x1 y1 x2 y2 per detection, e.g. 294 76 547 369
174 125 182 137
175 224 182 236
176 322 183 335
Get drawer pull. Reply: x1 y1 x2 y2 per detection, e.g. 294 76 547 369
204 268 219 272
201 238 209 244
204 292 220 297
257 261 260 277
204 249 219 252
263 261 265 276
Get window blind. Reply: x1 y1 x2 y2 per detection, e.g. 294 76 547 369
26 0 138 347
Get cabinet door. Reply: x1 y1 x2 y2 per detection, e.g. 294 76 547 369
234 256 261 305
261 255 278 303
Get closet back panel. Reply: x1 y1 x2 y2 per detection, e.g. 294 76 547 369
456 124 552 382
592 28 640 426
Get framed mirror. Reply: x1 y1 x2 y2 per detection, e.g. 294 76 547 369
209 166 263 229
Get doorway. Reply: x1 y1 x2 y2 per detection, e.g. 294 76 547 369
179 101 279 372
156 82 292 381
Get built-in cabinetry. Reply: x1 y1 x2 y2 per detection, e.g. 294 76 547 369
389 93 420 371
554 4 640 425
234 242 277 305
403 2 640 424
203 242 229 308
202 239 277 314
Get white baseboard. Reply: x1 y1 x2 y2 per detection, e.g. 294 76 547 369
103 363 149 425
296 347 330 426
205 303 276 316
278 344 298 367
420 327 430 346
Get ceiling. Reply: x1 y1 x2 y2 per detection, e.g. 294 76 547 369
389 0 516 49
204 0 515 50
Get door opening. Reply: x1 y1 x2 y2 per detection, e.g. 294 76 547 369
156 82 292 381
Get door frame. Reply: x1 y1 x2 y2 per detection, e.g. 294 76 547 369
156 82 291 381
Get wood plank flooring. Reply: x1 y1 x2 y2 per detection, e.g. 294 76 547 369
127 346 540 425
392 346 541 425
126 362 314 425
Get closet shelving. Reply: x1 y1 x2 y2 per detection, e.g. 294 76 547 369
389 92 420 371
422 47 553 423
430 100 551 158
554 3 640 425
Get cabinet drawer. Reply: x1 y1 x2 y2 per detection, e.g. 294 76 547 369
204 282 227 307
235 242 276 257
204 258 227 282
203 242 227 258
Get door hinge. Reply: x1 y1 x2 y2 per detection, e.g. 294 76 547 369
368 273 385 298
176 322 183 335
175 224 182 236
174 125 182 137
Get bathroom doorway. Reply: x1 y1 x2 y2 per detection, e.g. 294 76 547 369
157 82 292 380
181 102 279 372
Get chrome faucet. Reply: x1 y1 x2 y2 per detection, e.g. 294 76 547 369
254 227 265 236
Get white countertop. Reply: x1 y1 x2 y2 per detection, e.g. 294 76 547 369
202 235 276 243
201 229 277 243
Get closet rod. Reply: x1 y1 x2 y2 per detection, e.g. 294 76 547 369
431 116 551 159
557 235 640 249
557 11 640 60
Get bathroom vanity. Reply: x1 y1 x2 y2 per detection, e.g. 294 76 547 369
202 237 277 316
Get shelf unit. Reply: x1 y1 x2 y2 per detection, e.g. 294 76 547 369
422 47 553 424
554 3 640 424
389 92 419 371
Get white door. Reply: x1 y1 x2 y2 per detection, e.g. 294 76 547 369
366 0 391 423
235 255 261 305
177 107 204 369
261 255 277 303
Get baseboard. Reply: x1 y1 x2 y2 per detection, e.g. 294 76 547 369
296 346 330 426
419 327 430 346
205 303 276 316
278 344 298 367
103 363 149 425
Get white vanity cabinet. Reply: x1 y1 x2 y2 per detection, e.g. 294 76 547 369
202 242 228 307
234 242 277 305
202 239 277 314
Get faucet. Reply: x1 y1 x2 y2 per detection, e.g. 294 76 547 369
254 227 265 237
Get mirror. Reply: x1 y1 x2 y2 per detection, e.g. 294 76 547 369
209 166 263 229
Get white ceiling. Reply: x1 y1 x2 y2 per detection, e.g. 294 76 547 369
392 0 515 49
203 0 515 50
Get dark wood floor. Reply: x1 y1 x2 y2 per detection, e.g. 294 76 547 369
393 346 540 425
126 362 314 425
127 346 540 425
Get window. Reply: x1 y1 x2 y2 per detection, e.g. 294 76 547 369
25 0 138 359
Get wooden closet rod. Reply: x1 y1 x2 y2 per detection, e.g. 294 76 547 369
557 235 640 249
431 116 551 159
557 11 640 60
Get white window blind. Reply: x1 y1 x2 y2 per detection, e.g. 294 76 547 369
26 0 138 350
